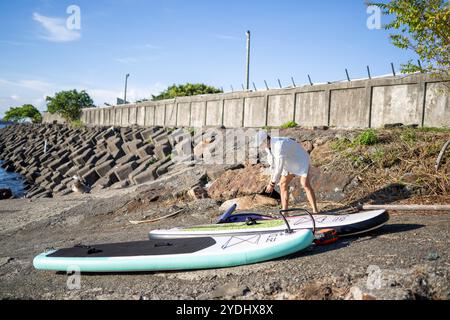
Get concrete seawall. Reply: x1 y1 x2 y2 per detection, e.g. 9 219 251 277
43 74 449 128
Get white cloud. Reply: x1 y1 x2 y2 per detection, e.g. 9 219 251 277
33 12 81 42
214 34 240 41
114 55 160 65
0 76 166 117
0 78 53 92
87 82 166 105
114 57 140 65
143 44 161 49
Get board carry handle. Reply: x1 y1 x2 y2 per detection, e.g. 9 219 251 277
279 208 316 235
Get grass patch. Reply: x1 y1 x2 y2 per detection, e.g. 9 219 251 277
330 138 353 152
399 128 417 143
354 129 378 146
69 119 85 128
148 157 158 166
280 121 298 129
417 127 450 133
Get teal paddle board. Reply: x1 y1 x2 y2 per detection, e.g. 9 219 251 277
33 230 313 273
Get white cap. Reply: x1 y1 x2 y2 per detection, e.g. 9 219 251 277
255 130 268 146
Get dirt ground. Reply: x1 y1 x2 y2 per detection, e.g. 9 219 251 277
0 183 449 300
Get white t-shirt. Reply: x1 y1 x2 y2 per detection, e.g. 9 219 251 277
265 137 310 183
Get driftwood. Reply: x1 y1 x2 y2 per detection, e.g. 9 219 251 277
359 204 450 211
129 209 184 225
436 140 450 171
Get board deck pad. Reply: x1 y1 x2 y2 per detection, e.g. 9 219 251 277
48 238 216 258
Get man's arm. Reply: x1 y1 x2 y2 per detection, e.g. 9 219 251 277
270 155 285 185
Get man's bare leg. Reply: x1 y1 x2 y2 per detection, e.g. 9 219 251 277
279 174 295 211
300 175 319 213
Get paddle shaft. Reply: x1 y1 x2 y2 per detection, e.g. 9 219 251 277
129 209 184 225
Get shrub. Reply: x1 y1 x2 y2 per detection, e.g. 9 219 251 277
400 129 417 143
355 129 378 146
280 121 298 129
46 90 94 121
3 104 42 123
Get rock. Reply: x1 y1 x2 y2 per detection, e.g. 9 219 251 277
110 180 130 189
205 164 244 181
301 141 314 154
384 123 404 129
219 195 278 211
290 166 352 202
0 188 13 200
123 140 144 155
113 162 138 181
95 160 115 177
155 158 173 176
187 186 209 200
140 127 161 141
106 137 125 159
313 126 329 131
426 252 440 261
154 142 172 160
77 165 94 178
264 281 283 295
131 158 169 184
400 172 417 184
0 257 14 267
208 164 270 201
193 141 211 159
73 149 94 166
210 282 250 299
136 144 154 159
115 154 138 165
71 176 90 194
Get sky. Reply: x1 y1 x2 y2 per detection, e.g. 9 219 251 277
0 0 418 118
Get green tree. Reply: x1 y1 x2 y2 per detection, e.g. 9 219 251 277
3 104 42 123
46 90 94 121
369 0 449 79
151 83 223 101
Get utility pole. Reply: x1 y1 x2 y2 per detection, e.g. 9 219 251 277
124 73 130 104
245 30 251 91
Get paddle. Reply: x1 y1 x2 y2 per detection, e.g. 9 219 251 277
129 209 184 225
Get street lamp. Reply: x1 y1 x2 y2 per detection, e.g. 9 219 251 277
124 73 130 104
245 31 251 91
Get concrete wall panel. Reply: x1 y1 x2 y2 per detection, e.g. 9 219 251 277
267 94 295 127
244 96 266 127
176 102 191 127
145 106 155 126
424 82 450 127
191 101 206 127
206 100 223 126
223 98 244 128
155 105 165 126
165 103 177 126
330 88 368 128
295 91 327 126
129 107 137 125
137 106 145 126
371 84 421 128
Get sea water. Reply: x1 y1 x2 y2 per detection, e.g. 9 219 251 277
0 124 27 197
